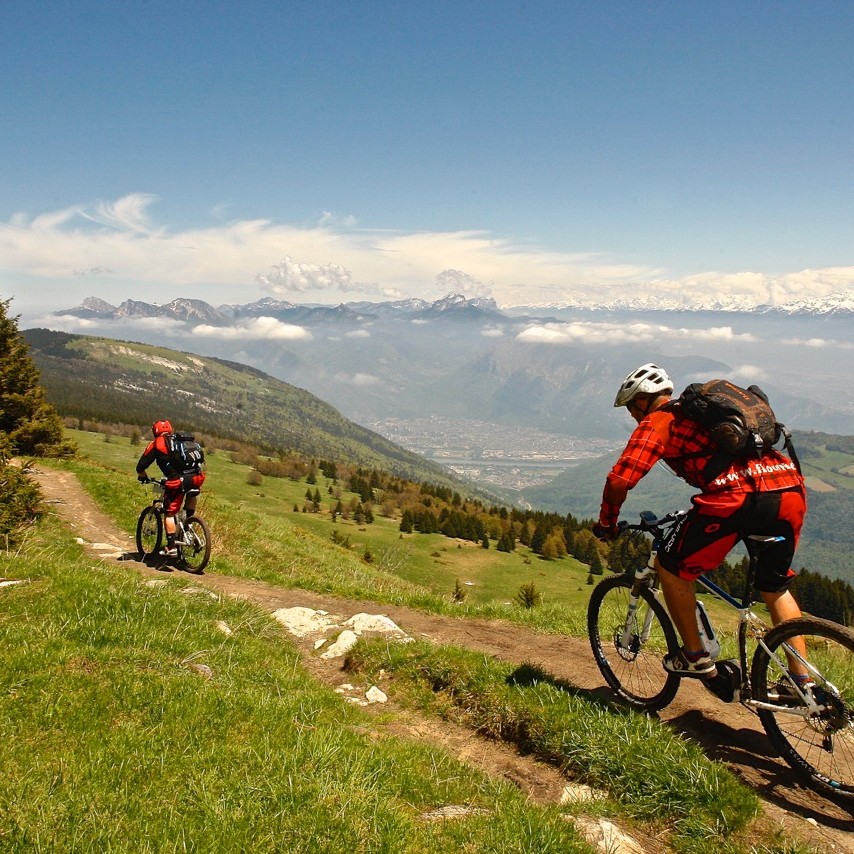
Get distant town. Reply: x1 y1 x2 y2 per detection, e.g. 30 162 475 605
371 417 617 490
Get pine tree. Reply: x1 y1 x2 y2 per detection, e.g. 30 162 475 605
0 299 73 456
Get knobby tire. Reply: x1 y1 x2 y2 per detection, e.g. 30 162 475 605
751 615 854 799
136 506 163 557
178 516 211 573
587 573 681 712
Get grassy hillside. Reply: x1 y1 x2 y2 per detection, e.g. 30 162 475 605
69 430 596 620
23 328 462 488
7 432 803 852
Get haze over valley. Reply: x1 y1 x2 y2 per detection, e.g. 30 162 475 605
34 291 854 492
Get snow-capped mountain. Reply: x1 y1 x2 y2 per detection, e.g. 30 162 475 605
771 292 854 316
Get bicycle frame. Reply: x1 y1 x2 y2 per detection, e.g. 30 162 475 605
592 510 854 797
136 478 210 571
635 523 830 720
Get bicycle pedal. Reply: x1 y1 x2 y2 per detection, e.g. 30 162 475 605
702 659 741 703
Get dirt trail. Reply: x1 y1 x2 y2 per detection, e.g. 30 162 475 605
28 465 854 852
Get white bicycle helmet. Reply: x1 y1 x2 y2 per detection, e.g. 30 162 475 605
613 363 674 407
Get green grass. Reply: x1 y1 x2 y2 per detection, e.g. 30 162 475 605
0 517 590 852
66 430 597 628
346 639 762 854
20 429 822 853
71 430 759 642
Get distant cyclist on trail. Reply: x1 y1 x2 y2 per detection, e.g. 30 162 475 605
136 419 206 556
592 363 809 683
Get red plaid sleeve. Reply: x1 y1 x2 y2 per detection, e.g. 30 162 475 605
598 421 667 527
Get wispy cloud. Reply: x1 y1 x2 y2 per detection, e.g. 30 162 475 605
783 336 854 350
4 194 854 310
192 317 311 341
515 321 756 346
335 372 382 387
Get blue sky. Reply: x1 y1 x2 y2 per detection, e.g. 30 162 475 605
3 1 853 320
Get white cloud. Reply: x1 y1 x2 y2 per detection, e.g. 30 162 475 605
257 255 355 294
436 268 492 298
36 313 187 335
783 336 854 350
674 326 756 343
192 317 311 341
3 194 853 312
515 321 756 346
516 321 670 345
334 372 382 387
729 365 768 383
344 329 371 338
481 326 505 338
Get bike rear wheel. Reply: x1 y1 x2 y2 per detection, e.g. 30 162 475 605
136 506 163 557
751 615 854 799
588 574 681 712
178 516 211 573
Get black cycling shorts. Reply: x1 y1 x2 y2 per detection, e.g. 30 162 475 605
657 487 806 593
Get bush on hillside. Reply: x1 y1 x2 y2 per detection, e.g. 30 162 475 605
0 299 75 458
0 437 42 548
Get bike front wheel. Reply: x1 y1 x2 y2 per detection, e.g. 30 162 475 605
178 516 211 573
136 506 163 557
588 574 681 712
751 615 854 799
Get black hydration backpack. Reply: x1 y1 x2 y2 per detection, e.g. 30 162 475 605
673 379 800 476
167 432 205 474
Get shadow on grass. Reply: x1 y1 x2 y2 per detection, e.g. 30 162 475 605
506 661 628 710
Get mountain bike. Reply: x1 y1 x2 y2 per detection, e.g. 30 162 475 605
136 477 211 573
587 510 854 799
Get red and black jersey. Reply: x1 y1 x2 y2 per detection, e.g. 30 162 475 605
600 405 803 528
136 434 179 478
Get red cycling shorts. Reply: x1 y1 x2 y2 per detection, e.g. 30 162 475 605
657 486 806 593
163 472 206 516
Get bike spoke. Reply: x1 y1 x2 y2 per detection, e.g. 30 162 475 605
588 575 679 711
754 617 854 797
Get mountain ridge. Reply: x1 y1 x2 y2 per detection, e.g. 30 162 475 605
57 290 854 322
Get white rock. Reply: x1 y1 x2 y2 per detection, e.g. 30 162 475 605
344 613 407 637
365 686 388 704
423 805 490 820
187 663 213 679
180 586 219 600
560 783 604 804
272 606 340 637
320 630 360 659
215 620 233 636
573 817 645 854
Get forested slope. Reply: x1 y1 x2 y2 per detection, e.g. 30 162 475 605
23 328 458 487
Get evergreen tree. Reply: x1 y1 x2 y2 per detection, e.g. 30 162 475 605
0 299 73 456
497 529 515 553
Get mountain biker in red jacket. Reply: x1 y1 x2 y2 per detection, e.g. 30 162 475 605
136 419 205 555
593 364 808 682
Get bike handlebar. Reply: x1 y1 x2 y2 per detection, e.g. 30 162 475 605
619 510 687 540
138 475 166 486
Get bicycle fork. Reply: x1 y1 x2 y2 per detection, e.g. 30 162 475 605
619 564 658 652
